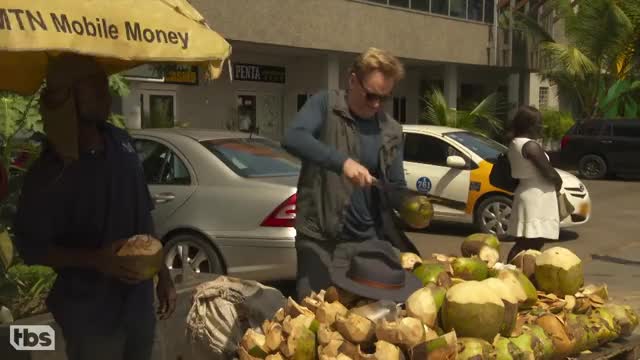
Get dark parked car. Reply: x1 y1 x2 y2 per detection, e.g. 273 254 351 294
560 119 640 179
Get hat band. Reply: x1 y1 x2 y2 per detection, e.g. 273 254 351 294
350 276 403 290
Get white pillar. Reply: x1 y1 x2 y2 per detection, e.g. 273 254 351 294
444 64 458 110
327 54 340 91
508 73 520 117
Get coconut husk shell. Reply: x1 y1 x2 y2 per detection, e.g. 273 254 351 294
456 338 494 360
116 234 164 279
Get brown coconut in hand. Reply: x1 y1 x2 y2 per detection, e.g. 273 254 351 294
116 234 164 280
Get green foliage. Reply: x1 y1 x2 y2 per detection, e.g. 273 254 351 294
421 88 508 137
0 264 56 320
505 0 639 120
541 110 575 141
597 79 640 118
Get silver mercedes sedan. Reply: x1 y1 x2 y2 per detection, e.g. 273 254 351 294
130 128 299 282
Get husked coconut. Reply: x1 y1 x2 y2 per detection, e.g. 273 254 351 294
285 297 315 318
441 281 505 341
240 329 268 359
116 234 164 279
535 247 584 296
481 278 518 336
265 353 285 360
318 324 344 346
406 287 439 328
335 312 376 344
280 325 316 359
510 249 541 279
461 234 501 268
356 341 403 360
496 269 538 309
375 317 425 348
400 252 423 271
316 301 349 326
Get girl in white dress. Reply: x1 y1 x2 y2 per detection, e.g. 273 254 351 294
506 106 563 263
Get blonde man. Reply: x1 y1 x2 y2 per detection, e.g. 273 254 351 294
283 48 419 300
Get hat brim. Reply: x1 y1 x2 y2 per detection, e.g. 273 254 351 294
330 265 423 303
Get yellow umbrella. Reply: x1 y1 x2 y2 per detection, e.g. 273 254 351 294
0 0 232 95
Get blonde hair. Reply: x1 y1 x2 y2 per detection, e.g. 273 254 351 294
349 47 405 82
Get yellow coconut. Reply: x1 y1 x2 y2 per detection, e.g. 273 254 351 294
116 234 164 280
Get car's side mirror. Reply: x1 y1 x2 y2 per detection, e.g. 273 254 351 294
447 155 467 169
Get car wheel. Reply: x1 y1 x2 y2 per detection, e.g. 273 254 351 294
164 233 225 278
475 195 512 235
578 154 607 180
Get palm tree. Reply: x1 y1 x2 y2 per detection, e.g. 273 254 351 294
421 88 507 137
507 0 640 119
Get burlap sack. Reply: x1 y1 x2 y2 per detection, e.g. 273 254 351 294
185 276 285 360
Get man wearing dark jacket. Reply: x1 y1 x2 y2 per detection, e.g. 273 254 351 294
13 54 176 360
282 48 419 300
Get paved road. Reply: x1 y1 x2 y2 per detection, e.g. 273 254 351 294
271 177 640 314
408 177 640 312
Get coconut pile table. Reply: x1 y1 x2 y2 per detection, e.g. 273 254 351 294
233 234 640 360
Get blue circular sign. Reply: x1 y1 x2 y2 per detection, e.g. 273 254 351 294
416 176 432 194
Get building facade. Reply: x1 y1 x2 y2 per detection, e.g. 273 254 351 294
120 0 558 140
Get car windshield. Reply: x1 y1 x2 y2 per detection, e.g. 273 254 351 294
201 138 301 178
445 131 507 163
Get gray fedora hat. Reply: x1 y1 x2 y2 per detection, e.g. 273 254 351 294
329 240 422 302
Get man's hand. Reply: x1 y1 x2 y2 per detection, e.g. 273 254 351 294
342 158 374 187
92 239 147 284
156 266 177 320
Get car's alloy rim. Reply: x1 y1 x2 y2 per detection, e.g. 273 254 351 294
481 202 511 235
165 240 213 276
583 160 601 177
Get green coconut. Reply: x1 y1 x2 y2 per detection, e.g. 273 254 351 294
565 313 599 352
411 331 458 360
116 234 164 280
528 325 556 360
535 247 584 297
589 308 621 345
510 249 541 280
461 234 501 267
494 337 525 360
603 304 640 336
495 269 538 309
510 327 553 360
452 257 489 281
413 262 452 288
442 281 505 341
457 338 495 360
399 195 434 229
481 278 518 336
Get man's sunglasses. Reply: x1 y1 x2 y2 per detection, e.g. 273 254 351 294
357 76 392 103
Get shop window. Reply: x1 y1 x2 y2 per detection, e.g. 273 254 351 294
393 96 407 124
450 0 467 18
484 0 495 23
431 0 449 15
411 0 429 11
389 0 409 7
539 87 549 109
468 0 483 21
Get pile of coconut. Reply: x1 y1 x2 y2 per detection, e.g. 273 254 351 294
237 234 639 359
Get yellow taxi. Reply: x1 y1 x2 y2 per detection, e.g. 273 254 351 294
401 125 592 235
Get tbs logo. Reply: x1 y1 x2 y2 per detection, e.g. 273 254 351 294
9 325 55 351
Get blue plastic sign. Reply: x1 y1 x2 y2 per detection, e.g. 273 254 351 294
416 176 432 194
